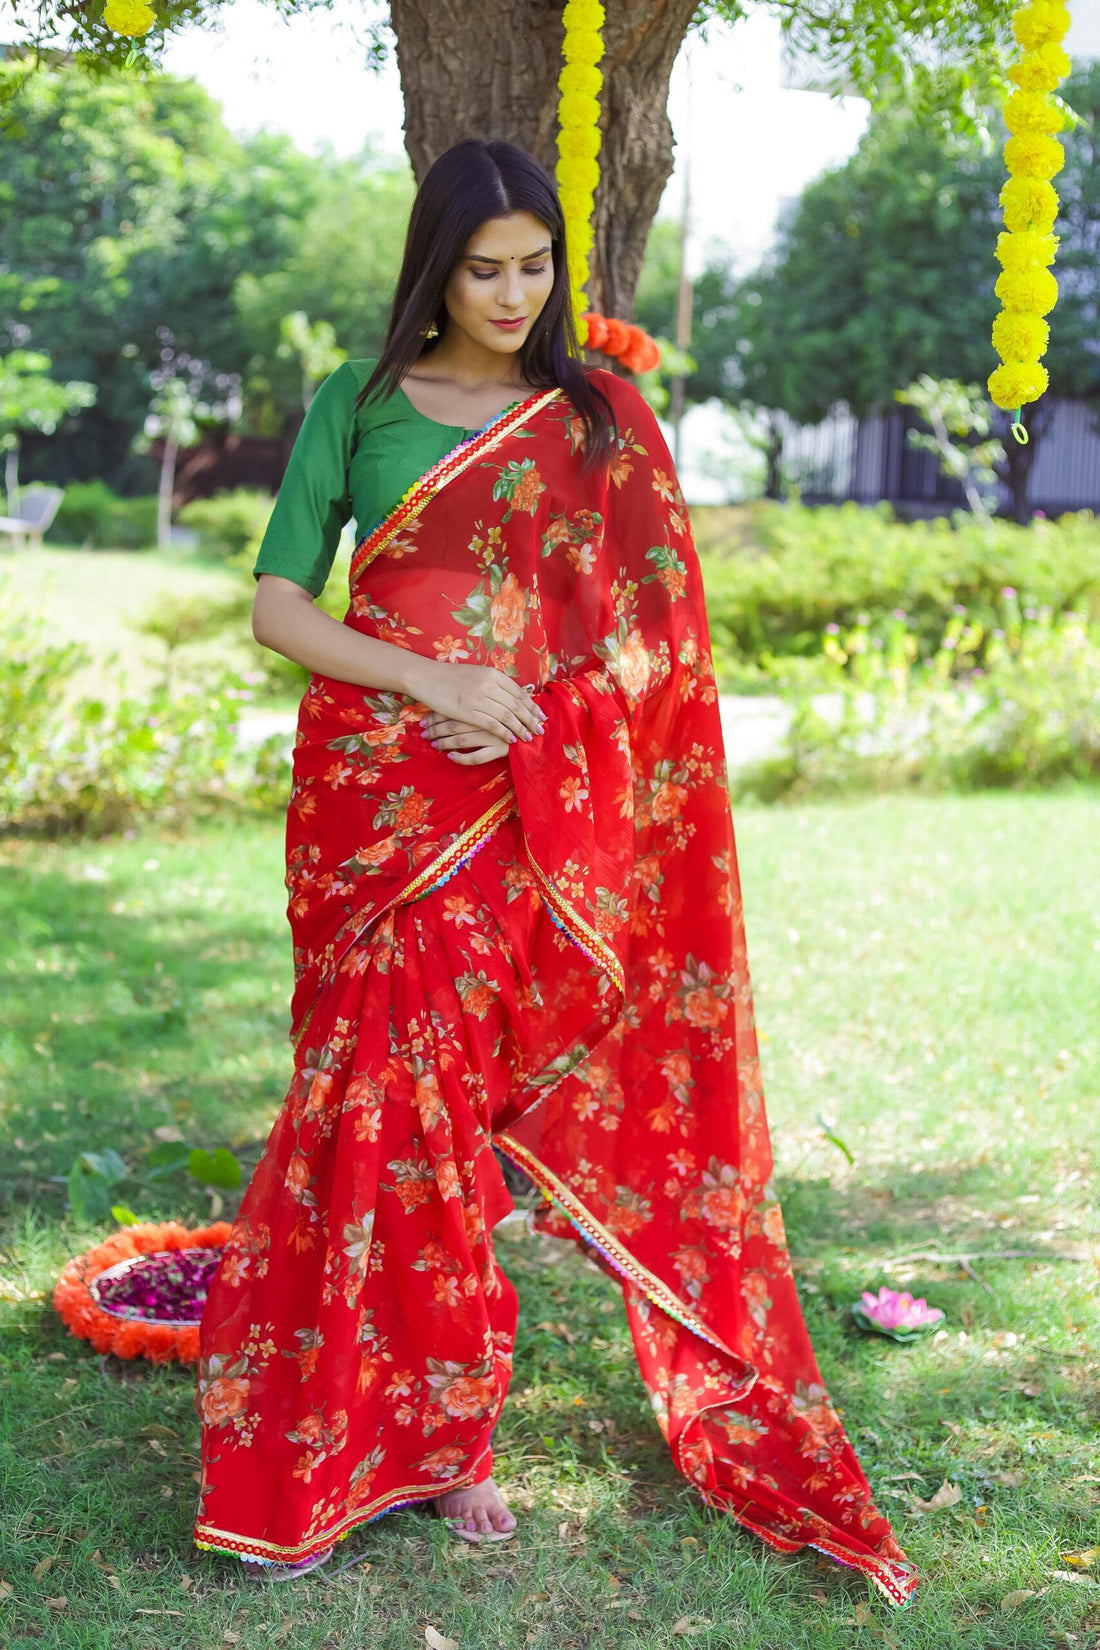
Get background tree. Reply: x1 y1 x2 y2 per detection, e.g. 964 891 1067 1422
0 62 410 482
895 375 1005 522
0 351 96 513
132 346 241 545
233 151 413 428
277 314 348 413
715 61 1100 516
6 0 1019 325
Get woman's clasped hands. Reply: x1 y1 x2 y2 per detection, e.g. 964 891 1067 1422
415 660 547 766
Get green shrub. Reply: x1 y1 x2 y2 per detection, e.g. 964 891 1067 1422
0 585 91 810
730 603 1100 802
46 480 159 550
0 571 290 837
177 489 275 560
696 501 1100 687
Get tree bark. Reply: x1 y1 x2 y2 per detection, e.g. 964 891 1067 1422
389 0 698 321
158 439 177 549
994 400 1052 525
763 415 784 500
4 441 20 520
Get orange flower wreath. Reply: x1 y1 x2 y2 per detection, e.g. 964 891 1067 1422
582 310 662 373
52 1220 232 1364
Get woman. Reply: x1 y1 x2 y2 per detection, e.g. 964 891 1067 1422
192 137 917 1607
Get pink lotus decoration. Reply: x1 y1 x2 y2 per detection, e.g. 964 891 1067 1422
851 1286 945 1343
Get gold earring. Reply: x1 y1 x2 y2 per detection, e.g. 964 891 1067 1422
423 319 439 339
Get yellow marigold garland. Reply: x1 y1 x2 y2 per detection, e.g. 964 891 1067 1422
556 0 606 346
554 1 662 373
988 0 1073 438
103 0 155 36
103 0 156 67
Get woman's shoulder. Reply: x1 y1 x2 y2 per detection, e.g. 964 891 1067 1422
582 364 659 436
311 358 383 404
584 364 651 415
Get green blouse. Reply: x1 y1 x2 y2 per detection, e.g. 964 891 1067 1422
251 357 493 598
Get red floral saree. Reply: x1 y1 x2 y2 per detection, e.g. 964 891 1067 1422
192 368 918 1607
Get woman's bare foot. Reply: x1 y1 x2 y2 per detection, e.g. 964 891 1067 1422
434 1475 517 1541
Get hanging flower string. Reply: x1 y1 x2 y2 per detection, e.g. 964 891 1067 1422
556 0 662 373
987 0 1072 445
556 0 605 344
583 312 661 374
102 0 156 65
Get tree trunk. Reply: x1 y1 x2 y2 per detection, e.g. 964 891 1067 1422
995 401 1052 525
389 0 698 322
4 441 20 520
764 417 784 500
158 439 177 549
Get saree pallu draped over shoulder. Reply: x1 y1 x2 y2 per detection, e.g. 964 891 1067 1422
192 370 918 1606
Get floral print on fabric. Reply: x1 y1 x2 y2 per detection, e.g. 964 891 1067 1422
193 372 917 1606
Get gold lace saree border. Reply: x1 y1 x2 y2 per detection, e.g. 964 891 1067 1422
349 386 564 589
677 1403 920 1608
192 1444 493 1565
290 788 517 1055
694 1484 920 1609
520 831 625 993
493 1133 746 1369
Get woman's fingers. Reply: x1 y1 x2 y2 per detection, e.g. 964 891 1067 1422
447 740 510 765
487 685 546 740
501 684 546 737
418 675 547 742
433 728 492 751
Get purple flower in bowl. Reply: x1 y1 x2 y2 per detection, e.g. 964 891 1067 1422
851 1285 945 1343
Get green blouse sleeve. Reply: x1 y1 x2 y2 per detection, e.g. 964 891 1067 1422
252 361 361 597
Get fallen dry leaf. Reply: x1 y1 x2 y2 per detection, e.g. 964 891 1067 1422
46 1596 67 1611
911 1480 962 1513
425 1628 459 1650
1050 1570 1096 1586
0 1580 14 1602
1001 1589 1045 1609
671 1618 712 1635
994 1470 1027 1487
1018 1383 1042 1398
534 1320 578 1345
32 1556 56 1580
223 1633 240 1645
1062 1548 1100 1570
853 1601 872 1625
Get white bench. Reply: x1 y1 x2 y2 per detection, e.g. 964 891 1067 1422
0 486 64 548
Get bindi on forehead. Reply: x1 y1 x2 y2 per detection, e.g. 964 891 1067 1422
465 243 552 266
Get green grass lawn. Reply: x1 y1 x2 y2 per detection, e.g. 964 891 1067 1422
5 545 256 706
1 790 1098 1649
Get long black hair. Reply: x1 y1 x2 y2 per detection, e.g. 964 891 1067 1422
354 138 616 473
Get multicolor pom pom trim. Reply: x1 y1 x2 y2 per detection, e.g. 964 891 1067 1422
52 1220 232 1364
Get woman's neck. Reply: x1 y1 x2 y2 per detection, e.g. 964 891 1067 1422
413 331 529 390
